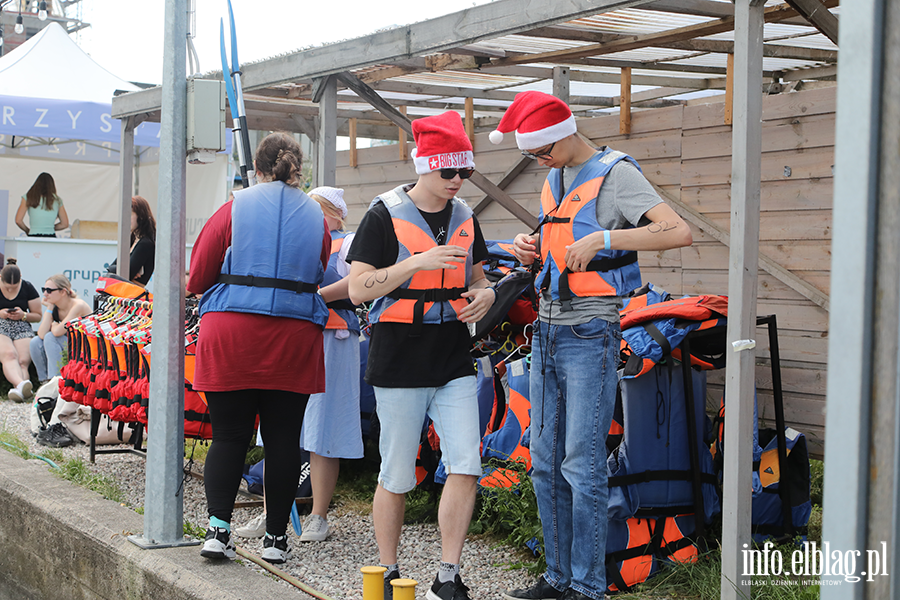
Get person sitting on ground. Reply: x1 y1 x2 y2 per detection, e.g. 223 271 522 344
107 196 156 287
0 259 41 402
16 172 70 238
234 186 364 543
30 274 91 384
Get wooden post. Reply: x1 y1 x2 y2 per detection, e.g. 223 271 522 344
553 66 570 104
619 67 631 135
725 53 735 125
721 2 765 600
349 118 358 168
399 106 408 161
465 97 475 145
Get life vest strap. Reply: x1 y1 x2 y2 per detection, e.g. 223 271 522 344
554 251 638 311
385 286 467 337
326 299 356 311
607 469 718 488
216 274 319 294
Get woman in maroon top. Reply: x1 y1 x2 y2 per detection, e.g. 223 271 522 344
188 132 330 565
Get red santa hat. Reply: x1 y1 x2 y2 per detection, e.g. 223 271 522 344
489 90 577 149
411 111 475 175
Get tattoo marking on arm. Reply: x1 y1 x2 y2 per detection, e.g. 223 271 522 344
648 220 678 234
365 269 389 288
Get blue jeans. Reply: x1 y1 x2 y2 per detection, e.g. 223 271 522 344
30 333 66 381
531 317 620 600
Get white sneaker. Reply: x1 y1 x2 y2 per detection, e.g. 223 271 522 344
299 514 331 541
234 512 267 538
8 386 23 402
199 527 236 560
261 533 292 564
19 380 33 401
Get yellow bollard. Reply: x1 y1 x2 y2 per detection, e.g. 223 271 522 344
391 578 418 600
361 566 387 600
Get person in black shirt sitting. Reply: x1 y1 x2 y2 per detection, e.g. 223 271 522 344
107 196 156 287
0 259 42 401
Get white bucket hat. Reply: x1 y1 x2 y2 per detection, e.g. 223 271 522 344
308 186 347 219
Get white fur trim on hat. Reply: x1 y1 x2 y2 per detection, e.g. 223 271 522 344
309 186 348 219
412 150 475 175
514 114 577 151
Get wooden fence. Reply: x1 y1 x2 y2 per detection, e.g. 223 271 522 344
335 86 834 457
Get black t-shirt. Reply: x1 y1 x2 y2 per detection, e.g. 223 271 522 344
347 190 489 388
108 236 156 285
0 280 39 312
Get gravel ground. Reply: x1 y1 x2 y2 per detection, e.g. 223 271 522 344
0 399 533 600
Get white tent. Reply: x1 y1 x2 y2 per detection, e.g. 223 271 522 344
0 22 228 243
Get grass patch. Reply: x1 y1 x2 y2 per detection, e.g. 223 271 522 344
0 427 124 503
631 544 820 600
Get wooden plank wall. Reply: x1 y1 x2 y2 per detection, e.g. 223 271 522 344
335 86 834 457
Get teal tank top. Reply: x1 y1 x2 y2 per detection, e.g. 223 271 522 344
26 195 61 235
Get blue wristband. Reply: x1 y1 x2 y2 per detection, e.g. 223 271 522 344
603 230 611 251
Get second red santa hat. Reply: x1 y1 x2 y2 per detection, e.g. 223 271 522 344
411 111 475 175
489 90 576 150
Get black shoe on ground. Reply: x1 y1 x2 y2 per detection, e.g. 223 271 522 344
36 423 74 448
559 588 602 600
384 570 401 600
502 576 565 600
261 533 292 564
426 574 472 600
199 526 236 559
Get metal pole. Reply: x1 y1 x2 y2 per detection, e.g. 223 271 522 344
116 117 134 279
317 77 337 187
821 0 885 596
129 0 193 549
720 2 764 599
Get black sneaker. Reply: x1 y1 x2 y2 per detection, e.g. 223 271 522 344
502 576 565 600
384 570 401 600
559 589 599 600
36 423 74 448
426 574 472 600
200 527 236 559
261 533 292 564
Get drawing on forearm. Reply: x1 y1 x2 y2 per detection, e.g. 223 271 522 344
648 220 678 234
365 270 389 288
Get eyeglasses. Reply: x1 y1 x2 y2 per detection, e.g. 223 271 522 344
439 168 474 180
522 142 556 160
41 287 60 294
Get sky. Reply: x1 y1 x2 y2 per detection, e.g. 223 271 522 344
76 0 495 86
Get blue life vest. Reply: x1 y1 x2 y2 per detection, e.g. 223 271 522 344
367 188 474 331
608 363 721 524
200 181 328 327
322 230 360 333
536 148 643 309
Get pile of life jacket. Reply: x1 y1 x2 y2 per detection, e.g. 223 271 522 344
604 284 728 593
58 279 212 440
710 393 813 543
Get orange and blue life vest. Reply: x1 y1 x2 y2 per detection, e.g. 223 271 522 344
605 514 699 593
322 230 360 333
200 181 328 327
537 148 643 311
367 189 474 335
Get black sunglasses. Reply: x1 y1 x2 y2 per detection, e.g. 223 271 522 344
439 168 474 180
522 141 556 160
41 287 60 294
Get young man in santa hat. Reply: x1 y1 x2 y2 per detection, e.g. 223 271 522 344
347 110 496 600
493 91 693 600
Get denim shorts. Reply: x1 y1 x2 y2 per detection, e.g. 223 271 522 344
374 375 482 493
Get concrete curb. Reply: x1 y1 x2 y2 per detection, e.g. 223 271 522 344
0 450 306 600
